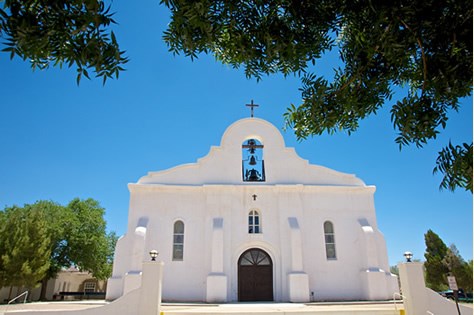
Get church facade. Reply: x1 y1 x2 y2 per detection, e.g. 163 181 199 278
106 117 398 303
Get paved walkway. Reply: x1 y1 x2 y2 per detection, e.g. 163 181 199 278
161 301 404 314
0 301 406 315
0 301 105 314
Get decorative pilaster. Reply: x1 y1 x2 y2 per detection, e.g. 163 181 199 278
287 217 309 302
206 218 227 302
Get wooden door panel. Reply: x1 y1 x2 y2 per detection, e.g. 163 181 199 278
238 266 273 301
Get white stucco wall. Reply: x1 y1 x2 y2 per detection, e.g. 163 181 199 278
107 118 398 302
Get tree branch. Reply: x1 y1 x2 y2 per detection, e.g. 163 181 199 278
399 18 428 92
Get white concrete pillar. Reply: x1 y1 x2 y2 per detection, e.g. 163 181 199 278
398 262 428 315
398 261 472 315
358 219 380 269
130 227 147 271
139 261 163 315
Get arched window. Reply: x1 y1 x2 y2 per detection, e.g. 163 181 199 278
324 221 336 260
248 210 261 233
172 220 184 261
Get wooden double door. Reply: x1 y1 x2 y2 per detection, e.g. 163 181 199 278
238 248 273 301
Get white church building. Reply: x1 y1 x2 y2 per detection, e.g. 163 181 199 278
106 114 398 303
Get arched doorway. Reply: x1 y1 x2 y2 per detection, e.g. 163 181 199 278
238 248 273 301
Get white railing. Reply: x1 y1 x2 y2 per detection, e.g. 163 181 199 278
8 290 29 304
2 291 29 314
393 292 405 314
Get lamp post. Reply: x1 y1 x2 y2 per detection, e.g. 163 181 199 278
149 250 158 261
403 251 413 262
140 250 163 315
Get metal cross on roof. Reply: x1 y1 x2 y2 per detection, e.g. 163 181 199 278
246 100 259 117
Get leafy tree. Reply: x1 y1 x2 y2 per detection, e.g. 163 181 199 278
65 198 115 280
0 0 128 84
433 142 473 192
160 0 473 192
103 231 118 280
464 260 473 292
0 198 116 300
0 205 51 298
0 209 6 288
443 245 473 292
390 265 399 276
40 200 73 282
39 198 115 299
424 230 472 292
424 229 449 291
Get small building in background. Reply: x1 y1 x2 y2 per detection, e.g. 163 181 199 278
0 267 106 302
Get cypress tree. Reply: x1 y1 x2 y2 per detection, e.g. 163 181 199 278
424 229 449 291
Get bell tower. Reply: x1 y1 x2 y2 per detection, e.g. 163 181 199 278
242 138 265 182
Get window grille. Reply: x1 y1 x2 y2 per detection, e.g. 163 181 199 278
324 221 337 260
84 282 96 293
248 210 261 234
173 220 184 261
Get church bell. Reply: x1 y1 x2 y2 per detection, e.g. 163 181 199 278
249 155 257 165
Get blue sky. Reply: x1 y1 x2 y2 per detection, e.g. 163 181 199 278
0 2 472 267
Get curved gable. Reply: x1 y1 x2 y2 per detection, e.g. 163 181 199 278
137 118 365 186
